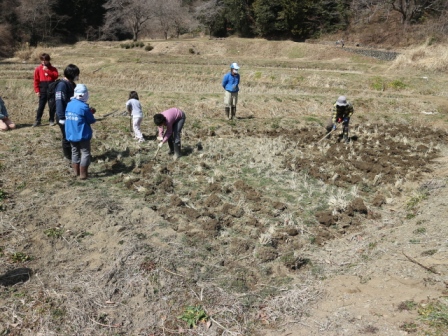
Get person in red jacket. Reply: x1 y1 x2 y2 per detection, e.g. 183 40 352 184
33 53 58 127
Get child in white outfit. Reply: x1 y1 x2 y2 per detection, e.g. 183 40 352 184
126 91 144 142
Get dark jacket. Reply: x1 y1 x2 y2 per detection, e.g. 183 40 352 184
55 79 75 121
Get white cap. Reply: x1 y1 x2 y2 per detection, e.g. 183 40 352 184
74 84 89 102
74 84 88 95
230 62 240 70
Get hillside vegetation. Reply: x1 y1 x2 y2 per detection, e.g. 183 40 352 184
0 38 448 335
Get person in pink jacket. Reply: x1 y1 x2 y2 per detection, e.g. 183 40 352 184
153 107 186 160
33 53 58 127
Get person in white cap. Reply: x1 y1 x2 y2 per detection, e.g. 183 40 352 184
65 84 96 179
222 62 240 120
325 95 354 143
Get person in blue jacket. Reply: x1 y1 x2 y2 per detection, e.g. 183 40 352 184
56 64 79 161
222 62 240 120
65 84 96 179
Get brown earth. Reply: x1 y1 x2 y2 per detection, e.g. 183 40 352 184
1 118 447 335
1 39 448 335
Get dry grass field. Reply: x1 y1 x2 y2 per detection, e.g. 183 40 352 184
1 37 448 335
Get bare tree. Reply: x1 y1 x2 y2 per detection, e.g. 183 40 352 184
171 5 193 38
152 0 185 39
350 0 388 24
388 0 439 24
103 0 154 41
17 0 63 44
194 0 224 36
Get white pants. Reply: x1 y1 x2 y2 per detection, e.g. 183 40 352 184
133 116 143 139
224 91 238 108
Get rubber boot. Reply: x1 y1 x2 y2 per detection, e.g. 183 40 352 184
79 165 88 180
72 163 80 176
231 107 236 120
225 107 230 119
167 138 174 155
173 142 181 161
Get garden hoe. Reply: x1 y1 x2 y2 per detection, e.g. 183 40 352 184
318 125 337 143
153 144 162 160
95 110 119 121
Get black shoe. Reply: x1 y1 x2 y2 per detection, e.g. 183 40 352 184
32 121 41 127
173 142 181 160
168 138 174 155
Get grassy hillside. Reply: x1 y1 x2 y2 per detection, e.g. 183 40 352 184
1 38 448 335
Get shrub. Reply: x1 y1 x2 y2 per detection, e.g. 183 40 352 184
389 79 407 90
370 76 385 91
145 45 154 51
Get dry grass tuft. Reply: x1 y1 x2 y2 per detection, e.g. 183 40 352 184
390 42 448 72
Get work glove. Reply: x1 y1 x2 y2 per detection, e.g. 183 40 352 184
332 124 337 131
59 119 65 125
157 136 163 141
343 117 349 123
337 118 342 123
90 107 96 114
158 142 164 148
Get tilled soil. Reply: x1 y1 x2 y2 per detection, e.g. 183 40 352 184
1 119 447 335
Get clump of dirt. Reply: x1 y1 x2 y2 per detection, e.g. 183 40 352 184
372 193 386 207
346 198 368 216
203 193 222 207
255 246 279 262
315 210 336 227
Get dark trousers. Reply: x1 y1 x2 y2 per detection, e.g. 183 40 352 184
35 83 55 122
171 112 186 145
326 117 350 136
56 116 72 160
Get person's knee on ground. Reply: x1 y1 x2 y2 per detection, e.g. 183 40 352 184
3 118 15 130
0 119 8 131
